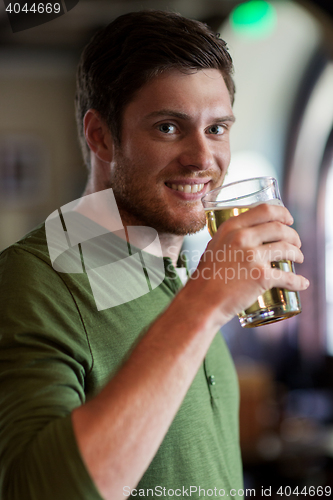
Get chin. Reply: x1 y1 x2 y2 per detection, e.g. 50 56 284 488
160 213 207 236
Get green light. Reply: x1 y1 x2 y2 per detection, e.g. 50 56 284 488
230 1 277 39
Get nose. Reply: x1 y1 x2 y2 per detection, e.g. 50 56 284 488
178 132 215 171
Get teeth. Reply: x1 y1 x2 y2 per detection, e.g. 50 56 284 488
168 183 205 193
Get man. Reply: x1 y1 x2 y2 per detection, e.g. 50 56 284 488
0 10 308 500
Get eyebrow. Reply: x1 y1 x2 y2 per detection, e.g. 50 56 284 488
144 109 236 123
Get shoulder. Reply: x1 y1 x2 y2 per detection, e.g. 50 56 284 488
0 222 54 284
0 223 93 365
0 223 81 318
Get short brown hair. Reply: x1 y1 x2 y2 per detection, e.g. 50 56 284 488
75 10 235 169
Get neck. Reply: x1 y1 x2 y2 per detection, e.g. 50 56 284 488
156 233 184 267
111 211 184 268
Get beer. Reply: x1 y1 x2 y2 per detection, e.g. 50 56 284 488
205 206 252 235
204 206 301 328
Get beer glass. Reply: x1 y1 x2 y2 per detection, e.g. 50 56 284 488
201 177 302 328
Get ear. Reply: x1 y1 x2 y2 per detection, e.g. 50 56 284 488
84 109 114 163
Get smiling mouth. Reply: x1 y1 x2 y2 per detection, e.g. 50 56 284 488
165 183 205 194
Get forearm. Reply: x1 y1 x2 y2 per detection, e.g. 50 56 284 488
72 278 223 500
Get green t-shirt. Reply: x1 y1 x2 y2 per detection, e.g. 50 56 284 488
0 214 243 500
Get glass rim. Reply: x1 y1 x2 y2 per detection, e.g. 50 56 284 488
201 176 277 207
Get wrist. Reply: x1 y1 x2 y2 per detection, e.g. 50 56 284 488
178 272 233 334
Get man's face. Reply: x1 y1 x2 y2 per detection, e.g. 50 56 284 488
108 68 235 235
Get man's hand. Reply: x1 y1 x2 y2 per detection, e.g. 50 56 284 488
189 203 308 326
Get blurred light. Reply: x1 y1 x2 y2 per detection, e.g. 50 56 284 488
224 150 278 185
230 1 277 39
325 163 333 355
256 432 282 460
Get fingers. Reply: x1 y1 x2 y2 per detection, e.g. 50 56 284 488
213 220 302 262
245 222 301 249
220 203 294 232
214 205 301 251
256 241 304 264
264 267 309 292
202 242 304 267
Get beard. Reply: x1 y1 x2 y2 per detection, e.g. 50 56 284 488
106 149 210 236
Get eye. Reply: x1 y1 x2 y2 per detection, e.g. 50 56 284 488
207 124 225 135
158 123 177 134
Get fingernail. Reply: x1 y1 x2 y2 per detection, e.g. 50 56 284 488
304 279 310 288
